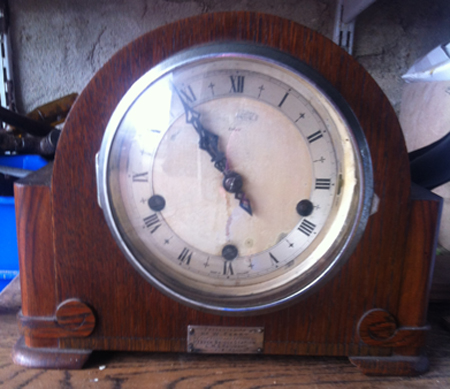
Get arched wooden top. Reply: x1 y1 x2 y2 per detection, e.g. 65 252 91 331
53 12 410 202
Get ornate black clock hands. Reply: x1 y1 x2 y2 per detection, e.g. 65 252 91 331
174 86 252 215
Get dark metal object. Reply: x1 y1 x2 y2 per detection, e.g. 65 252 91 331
39 129 60 156
222 244 238 260
174 86 227 172
0 105 55 137
223 171 243 193
0 165 32 178
297 199 314 216
0 94 77 156
409 132 450 190
148 194 166 212
0 128 60 156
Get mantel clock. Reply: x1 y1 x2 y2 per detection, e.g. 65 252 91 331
12 12 441 376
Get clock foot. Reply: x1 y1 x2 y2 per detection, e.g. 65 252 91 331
349 354 429 376
12 337 92 369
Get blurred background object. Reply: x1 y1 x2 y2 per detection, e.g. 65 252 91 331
400 42 450 252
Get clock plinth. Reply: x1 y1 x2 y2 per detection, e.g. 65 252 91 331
349 355 429 377
12 337 92 370
12 12 442 375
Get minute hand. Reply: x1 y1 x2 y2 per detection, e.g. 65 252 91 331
174 87 252 215
189 112 227 173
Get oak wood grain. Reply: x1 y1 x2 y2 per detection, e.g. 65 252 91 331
14 163 54 318
3 305 450 388
14 163 58 349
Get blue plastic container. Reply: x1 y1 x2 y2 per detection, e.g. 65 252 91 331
0 155 48 292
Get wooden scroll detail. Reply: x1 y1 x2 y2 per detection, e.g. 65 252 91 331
18 299 96 339
357 309 429 348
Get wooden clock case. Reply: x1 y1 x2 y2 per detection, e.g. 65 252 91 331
12 12 442 376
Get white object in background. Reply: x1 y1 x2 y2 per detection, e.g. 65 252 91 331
333 0 377 54
400 81 450 151
333 0 355 54
400 42 450 251
402 42 450 83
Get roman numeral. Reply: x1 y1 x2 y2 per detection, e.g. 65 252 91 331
178 248 192 265
269 252 279 266
143 214 161 234
179 85 197 103
230 75 245 93
315 178 331 190
223 261 234 276
298 219 316 236
307 130 323 143
278 91 290 107
132 172 149 182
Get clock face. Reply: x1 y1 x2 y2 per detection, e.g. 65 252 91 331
96 43 373 314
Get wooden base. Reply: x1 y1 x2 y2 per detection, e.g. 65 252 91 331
349 355 429 376
11 337 92 369
11 334 429 375
5 309 450 387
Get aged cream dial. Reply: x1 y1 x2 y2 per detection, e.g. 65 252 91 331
96 43 373 314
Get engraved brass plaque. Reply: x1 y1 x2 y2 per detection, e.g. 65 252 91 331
187 325 264 354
